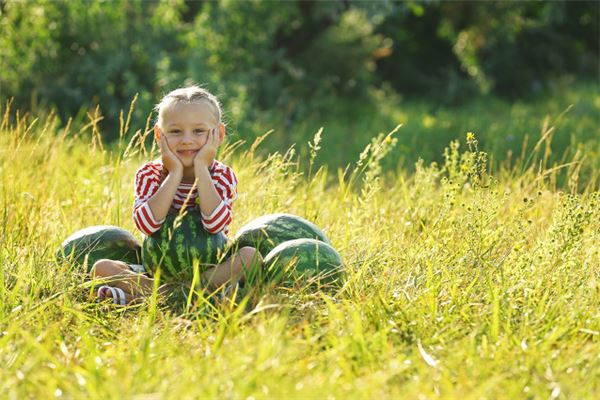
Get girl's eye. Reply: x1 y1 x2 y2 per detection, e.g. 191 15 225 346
194 130 207 135
168 130 182 135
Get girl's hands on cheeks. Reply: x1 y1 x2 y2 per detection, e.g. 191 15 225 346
194 127 222 169
159 134 183 176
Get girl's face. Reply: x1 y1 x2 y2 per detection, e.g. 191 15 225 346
156 101 223 167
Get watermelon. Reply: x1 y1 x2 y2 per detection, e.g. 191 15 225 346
263 238 344 287
233 213 330 256
56 226 141 272
142 208 228 282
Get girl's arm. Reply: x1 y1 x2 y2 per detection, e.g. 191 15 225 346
146 169 183 221
193 127 234 234
133 166 167 235
194 165 223 217
194 164 233 234
133 135 184 235
147 134 184 222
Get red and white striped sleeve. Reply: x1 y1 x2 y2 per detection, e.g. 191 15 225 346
200 162 238 235
132 162 165 236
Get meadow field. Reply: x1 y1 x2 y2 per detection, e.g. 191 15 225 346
245 82 600 180
0 94 599 399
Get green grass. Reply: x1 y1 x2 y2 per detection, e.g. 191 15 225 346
239 81 600 184
0 97 599 399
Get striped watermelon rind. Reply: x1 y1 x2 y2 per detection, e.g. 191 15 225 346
142 208 228 282
56 226 141 272
263 238 344 287
233 213 330 256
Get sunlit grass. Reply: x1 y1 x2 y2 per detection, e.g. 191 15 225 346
243 81 600 185
0 99 599 398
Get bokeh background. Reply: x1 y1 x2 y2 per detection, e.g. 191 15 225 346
1 0 598 174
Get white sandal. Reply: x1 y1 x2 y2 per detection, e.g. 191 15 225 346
219 282 239 301
97 286 127 306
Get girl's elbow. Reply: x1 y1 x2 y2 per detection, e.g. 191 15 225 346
202 211 231 235
133 215 158 236
204 225 224 235
203 220 230 235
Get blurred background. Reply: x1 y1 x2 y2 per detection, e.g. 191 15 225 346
1 0 598 173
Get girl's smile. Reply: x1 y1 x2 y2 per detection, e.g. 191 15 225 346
177 149 200 158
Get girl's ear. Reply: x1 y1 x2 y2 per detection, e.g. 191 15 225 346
154 124 161 142
218 123 226 141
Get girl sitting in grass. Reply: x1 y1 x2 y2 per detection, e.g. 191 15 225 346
91 85 263 305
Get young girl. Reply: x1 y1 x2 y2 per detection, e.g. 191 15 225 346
91 85 262 305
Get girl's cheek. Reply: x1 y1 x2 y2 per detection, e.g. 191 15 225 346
167 138 181 151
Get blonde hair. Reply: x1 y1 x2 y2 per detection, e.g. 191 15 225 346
154 85 222 129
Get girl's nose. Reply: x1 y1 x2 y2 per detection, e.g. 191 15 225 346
181 130 194 142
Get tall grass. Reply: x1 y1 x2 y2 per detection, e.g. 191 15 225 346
242 82 600 186
0 99 598 398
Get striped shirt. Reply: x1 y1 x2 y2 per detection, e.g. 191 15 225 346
133 159 237 236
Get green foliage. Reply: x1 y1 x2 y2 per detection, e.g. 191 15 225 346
0 0 186 135
448 2 598 98
2 0 596 136
376 1 598 101
181 0 386 128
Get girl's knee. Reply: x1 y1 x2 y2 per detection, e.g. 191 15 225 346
90 259 125 278
239 246 262 266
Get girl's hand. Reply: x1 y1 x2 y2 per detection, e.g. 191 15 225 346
194 127 222 169
159 134 183 175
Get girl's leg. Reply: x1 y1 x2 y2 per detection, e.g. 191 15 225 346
201 246 263 290
90 259 158 301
